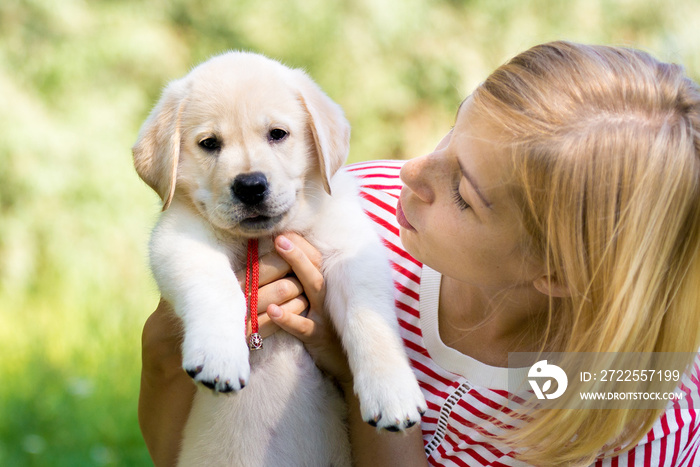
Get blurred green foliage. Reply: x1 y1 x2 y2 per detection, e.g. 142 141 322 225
1 0 699 464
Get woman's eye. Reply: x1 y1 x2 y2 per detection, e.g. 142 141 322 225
198 137 221 152
269 128 288 142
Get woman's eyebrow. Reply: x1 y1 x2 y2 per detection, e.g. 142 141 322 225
457 159 493 209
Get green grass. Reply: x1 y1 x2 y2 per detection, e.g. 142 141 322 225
1 0 699 464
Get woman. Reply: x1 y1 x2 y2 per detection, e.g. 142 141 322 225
139 42 700 465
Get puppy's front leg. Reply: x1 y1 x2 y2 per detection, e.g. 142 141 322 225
321 232 427 431
150 204 250 392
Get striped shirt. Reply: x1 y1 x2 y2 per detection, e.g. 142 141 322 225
348 160 700 466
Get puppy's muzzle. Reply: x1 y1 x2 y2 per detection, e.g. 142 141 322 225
232 172 269 206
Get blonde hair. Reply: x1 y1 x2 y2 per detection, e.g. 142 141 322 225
472 41 700 464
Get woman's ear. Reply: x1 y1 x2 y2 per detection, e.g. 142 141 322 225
533 274 571 298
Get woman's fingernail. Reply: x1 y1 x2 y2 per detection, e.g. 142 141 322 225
268 305 283 319
277 235 293 252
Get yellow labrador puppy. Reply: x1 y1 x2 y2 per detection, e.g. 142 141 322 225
133 52 426 466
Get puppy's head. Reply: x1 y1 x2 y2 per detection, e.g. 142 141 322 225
132 51 350 237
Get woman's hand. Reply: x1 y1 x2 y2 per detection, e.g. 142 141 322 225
267 234 353 386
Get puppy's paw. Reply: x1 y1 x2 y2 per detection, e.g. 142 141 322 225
355 362 427 432
182 334 251 393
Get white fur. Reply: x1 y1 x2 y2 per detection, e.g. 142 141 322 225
133 51 426 466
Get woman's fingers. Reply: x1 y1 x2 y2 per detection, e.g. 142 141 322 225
235 248 292 288
269 233 327 341
256 276 304 313
274 234 326 311
267 304 317 340
280 232 324 269
256 296 309 338
236 232 327 341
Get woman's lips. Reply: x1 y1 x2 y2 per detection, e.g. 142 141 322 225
396 198 415 231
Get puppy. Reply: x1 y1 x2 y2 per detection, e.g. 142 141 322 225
133 52 426 466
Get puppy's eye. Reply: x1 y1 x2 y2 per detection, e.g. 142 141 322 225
268 128 288 142
199 137 221 152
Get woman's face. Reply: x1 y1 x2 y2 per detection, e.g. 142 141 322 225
398 98 543 292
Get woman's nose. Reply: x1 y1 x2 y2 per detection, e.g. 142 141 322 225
400 152 440 204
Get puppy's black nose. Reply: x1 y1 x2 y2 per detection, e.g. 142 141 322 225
232 172 269 206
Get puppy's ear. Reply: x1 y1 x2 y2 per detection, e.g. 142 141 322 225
293 70 350 195
132 78 189 211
